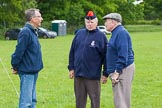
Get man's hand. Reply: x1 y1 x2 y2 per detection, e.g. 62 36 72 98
109 71 119 86
12 68 18 74
69 70 74 79
101 75 107 84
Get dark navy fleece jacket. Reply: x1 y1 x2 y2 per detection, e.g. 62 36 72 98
106 25 134 76
68 28 108 80
11 23 43 74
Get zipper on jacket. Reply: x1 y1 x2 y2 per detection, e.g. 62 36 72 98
82 31 89 60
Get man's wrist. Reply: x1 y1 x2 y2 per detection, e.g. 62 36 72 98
103 72 108 77
115 70 121 74
11 67 17 71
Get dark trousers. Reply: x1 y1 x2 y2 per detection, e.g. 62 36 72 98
74 77 100 108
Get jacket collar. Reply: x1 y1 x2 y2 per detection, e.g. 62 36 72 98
25 22 38 32
86 28 98 33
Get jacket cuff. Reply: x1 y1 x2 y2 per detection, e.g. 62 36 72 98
115 69 122 74
102 72 108 77
67 65 74 71
12 67 17 71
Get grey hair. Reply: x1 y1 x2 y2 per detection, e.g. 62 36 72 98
94 17 98 23
25 8 39 21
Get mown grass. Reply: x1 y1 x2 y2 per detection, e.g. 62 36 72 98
0 31 162 108
125 25 162 32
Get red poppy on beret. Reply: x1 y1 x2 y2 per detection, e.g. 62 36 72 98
85 11 96 20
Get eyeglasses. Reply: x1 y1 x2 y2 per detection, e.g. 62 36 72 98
33 16 42 17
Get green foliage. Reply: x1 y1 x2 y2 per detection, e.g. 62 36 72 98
66 3 84 27
37 1 69 21
0 0 22 28
113 0 144 24
144 0 162 20
0 0 37 29
21 0 37 10
41 21 52 30
0 0 162 31
36 0 145 26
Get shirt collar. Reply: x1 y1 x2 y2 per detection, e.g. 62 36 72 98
26 22 38 31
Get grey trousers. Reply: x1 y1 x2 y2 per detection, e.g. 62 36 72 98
74 77 100 108
113 63 135 108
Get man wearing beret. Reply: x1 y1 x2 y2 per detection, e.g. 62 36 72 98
101 13 135 108
68 11 108 108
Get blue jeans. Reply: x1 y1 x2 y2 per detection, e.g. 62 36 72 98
18 73 38 108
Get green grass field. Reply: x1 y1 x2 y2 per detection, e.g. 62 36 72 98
0 31 162 108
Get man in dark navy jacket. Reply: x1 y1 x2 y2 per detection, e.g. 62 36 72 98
11 8 43 108
68 11 108 108
101 13 135 108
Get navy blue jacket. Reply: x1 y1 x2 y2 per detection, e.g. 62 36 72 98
11 23 43 74
68 28 108 80
106 25 134 76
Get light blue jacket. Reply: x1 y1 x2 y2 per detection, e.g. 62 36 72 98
11 23 43 74
106 25 134 75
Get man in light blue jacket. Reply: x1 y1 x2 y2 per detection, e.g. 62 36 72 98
11 8 43 108
101 13 135 108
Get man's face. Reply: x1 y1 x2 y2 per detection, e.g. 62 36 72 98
104 19 113 32
31 11 43 28
85 19 97 31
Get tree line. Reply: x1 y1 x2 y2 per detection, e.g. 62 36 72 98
0 0 162 30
